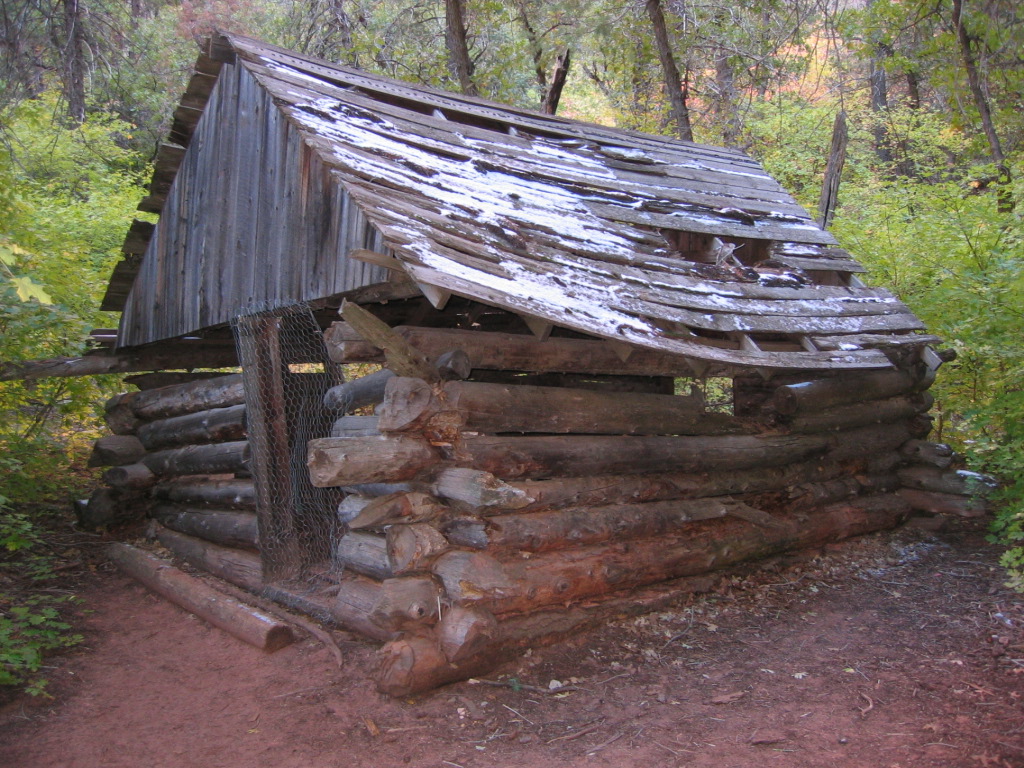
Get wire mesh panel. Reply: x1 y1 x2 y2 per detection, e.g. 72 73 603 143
232 304 343 582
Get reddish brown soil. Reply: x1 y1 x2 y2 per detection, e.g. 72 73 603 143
2 517 1022 768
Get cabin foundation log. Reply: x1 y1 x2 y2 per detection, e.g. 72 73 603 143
152 523 263 591
108 543 293 651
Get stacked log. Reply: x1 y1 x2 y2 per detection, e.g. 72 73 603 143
84 374 261 586
311 321 950 695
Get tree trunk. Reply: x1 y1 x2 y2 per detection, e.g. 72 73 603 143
542 49 571 115
645 0 694 141
445 0 478 96
817 110 848 228
61 0 87 124
108 543 293 652
952 0 1012 211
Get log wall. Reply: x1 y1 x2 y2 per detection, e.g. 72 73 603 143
90 319 980 697
306 320 977 695
86 374 263 578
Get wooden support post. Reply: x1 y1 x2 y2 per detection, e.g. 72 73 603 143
108 543 293 652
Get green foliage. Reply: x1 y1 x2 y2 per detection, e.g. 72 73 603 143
0 501 83 696
0 93 142 503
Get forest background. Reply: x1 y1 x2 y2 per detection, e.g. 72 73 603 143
0 0 1022 693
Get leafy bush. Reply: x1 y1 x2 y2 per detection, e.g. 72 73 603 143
0 499 82 696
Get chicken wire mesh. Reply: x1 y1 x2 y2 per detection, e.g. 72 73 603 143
232 303 344 583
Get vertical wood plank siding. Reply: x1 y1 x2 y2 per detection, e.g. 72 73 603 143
117 64 387 348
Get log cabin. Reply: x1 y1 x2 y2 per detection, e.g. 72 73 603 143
20 33 989 694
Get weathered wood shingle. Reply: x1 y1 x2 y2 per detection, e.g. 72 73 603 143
106 33 935 369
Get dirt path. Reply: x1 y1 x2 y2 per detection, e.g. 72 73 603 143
1 518 1021 768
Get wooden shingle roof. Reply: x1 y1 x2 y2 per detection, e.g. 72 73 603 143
105 33 937 370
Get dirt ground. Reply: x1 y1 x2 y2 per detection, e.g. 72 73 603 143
1 516 1022 768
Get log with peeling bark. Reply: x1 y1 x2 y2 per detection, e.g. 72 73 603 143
136 404 247 450
378 378 743 436
433 468 534 510
150 505 259 550
88 435 146 467
153 524 263 591
129 374 245 421
374 570 725 696
107 543 292 652
367 577 443 632
151 478 256 509
323 368 395 413
386 524 450 574
897 488 988 517
143 441 250 478
330 576 399 641
432 493 911 615
780 392 932 434
772 367 934 416
453 432 831 480
335 532 394 580
308 435 439 487
103 463 158 490
443 497 763 552
897 466 997 497
348 492 447 529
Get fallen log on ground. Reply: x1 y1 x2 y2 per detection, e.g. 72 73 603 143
108 542 292 652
